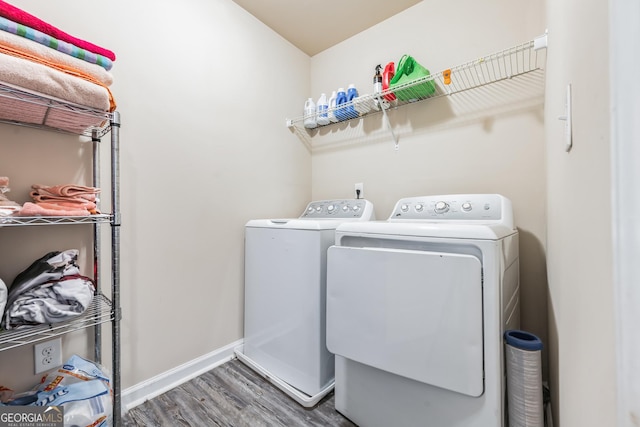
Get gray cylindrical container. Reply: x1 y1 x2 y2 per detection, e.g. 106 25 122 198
504 330 544 427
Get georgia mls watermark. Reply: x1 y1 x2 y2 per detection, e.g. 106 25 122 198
0 406 63 427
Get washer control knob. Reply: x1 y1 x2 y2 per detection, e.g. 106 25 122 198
462 202 472 212
401 204 409 212
434 201 450 214
353 205 360 211
328 205 335 212
307 206 315 213
415 204 424 212
315 206 322 212
342 205 349 211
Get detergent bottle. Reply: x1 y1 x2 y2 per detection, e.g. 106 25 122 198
346 84 359 119
328 91 338 123
335 88 348 121
316 93 329 126
303 97 317 128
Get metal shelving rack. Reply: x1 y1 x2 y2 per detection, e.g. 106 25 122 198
0 82 122 425
287 34 548 150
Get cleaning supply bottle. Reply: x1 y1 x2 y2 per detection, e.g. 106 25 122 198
373 64 390 111
346 84 359 118
335 88 348 121
316 93 329 126
303 97 317 128
328 91 338 123
382 62 397 102
373 65 383 94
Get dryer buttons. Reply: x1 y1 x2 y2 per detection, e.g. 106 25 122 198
462 202 473 212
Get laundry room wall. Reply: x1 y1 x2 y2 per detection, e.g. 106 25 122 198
309 0 549 377
0 0 310 391
544 0 616 424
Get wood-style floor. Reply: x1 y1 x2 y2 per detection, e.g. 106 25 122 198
123 359 356 427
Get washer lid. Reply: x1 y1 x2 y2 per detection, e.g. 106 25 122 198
335 220 516 240
246 218 358 230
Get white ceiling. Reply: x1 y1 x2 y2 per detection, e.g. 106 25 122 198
231 0 423 56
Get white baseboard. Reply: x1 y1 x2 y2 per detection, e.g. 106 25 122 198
121 339 242 412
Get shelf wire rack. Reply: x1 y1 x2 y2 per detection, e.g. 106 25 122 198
0 293 114 352
0 82 112 137
0 214 113 227
287 34 548 149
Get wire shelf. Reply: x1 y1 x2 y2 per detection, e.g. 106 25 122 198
0 82 112 137
0 293 114 352
0 214 113 227
287 35 548 145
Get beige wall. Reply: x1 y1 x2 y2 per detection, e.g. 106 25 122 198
0 0 311 390
545 0 617 425
310 0 550 376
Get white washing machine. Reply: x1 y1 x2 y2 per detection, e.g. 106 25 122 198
235 199 375 407
326 194 519 426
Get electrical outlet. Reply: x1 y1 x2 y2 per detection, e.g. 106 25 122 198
34 338 62 374
355 182 364 199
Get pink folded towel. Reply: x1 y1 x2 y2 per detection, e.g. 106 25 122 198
28 184 100 215
30 199 96 211
0 176 8 187
31 184 100 198
17 201 90 217
0 1 116 61
30 192 96 203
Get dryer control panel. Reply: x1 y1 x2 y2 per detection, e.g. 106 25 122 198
301 199 374 219
389 194 511 224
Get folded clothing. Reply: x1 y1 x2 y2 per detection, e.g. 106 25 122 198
17 183 100 217
17 202 93 217
0 40 115 109
0 16 113 71
0 0 115 61
0 52 112 111
0 27 113 85
32 184 100 198
3 249 95 330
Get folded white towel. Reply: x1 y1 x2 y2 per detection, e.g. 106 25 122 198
0 52 110 110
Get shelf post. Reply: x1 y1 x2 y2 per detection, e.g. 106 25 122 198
110 111 122 426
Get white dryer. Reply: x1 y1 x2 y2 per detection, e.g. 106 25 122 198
236 199 375 407
326 194 519 426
